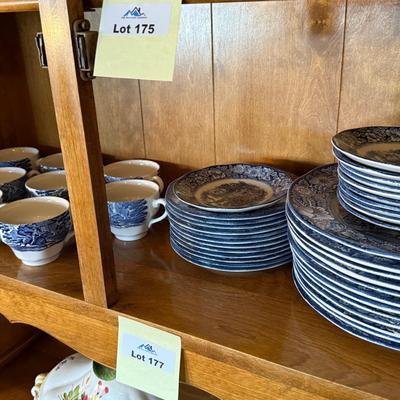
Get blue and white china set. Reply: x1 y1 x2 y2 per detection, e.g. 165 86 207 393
1 126 399 350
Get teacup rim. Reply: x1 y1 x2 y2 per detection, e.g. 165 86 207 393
0 146 39 162
26 170 66 190
0 196 70 226
0 166 27 182
104 159 160 177
38 152 63 163
106 179 159 203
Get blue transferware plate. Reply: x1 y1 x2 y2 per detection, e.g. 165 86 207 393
339 179 400 209
332 126 400 173
294 253 400 315
286 209 400 273
171 239 292 272
173 164 293 212
295 261 400 330
168 213 287 236
170 230 290 261
338 190 400 232
170 227 288 253
287 164 400 259
166 203 287 231
339 182 400 215
288 224 400 281
338 167 400 198
339 162 400 188
289 233 400 291
293 267 400 349
170 225 288 249
339 186 400 221
296 258 400 318
289 236 400 301
166 181 286 221
333 146 400 181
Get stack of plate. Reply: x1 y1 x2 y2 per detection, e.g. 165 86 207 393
287 164 400 350
332 126 400 231
166 164 294 272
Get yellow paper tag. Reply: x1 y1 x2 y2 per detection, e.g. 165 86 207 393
116 316 181 400
94 0 182 81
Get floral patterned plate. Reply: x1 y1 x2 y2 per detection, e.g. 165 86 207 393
332 126 400 173
173 164 293 212
287 164 400 259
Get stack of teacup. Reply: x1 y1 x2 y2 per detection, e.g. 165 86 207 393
0 147 71 266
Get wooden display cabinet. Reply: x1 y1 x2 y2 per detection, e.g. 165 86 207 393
0 0 399 399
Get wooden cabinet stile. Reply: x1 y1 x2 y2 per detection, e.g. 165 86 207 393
39 0 118 307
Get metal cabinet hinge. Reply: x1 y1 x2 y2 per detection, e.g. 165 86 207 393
73 19 98 81
35 32 48 68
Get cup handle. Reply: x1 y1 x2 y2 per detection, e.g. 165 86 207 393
149 198 167 227
27 170 40 178
150 176 164 193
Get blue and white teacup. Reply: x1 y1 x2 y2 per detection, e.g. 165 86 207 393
106 179 167 241
0 196 73 266
0 147 39 171
26 171 68 199
36 152 64 173
0 167 31 202
104 160 164 192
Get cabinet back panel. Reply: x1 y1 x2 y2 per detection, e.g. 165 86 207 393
14 0 400 176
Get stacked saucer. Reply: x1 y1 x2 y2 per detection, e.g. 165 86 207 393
287 164 400 350
166 164 294 272
332 126 400 231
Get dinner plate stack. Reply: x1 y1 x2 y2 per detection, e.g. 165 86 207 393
287 164 400 350
332 126 400 231
166 164 294 272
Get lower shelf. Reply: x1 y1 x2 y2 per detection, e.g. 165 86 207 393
0 221 398 399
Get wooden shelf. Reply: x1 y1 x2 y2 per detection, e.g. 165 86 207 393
0 222 398 399
0 0 38 12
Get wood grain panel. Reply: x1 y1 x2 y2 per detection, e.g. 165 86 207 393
140 4 215 171
338 0 400 131
213 0 345 172
85 9 145 159
0 14 36 148
14 12 59 148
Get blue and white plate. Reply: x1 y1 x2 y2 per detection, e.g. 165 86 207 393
333 146 400 182
173 164 293 212
332 126 400 173
293 268 400 350
287 164 400 259
166 179 287 221
171 239 292 272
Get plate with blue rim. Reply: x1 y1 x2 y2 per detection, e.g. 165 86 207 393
286 207 400 272
289 239 400 299
339 179 400 209
170 230 290 260
287 164 400 260
170 225 288 249
293 250 400 315
295 263 400 332
166 203 287 230
293 266 400 350
333 146 400 182
338 161 400 188
339 181 400 215
170 238 292 272
170 226 289 252
338 189 400 232
166 183 286 222
332 126 400 173
168 213 287 236
172 164 294 212
338 167 400 198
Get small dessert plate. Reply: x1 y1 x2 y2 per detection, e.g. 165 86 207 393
173 163 293 212
332 126 400 173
